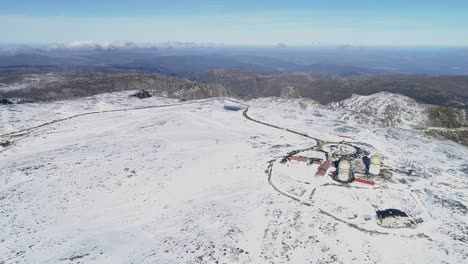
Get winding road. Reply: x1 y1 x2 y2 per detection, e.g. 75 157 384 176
1 97 429 238
240 103 429 238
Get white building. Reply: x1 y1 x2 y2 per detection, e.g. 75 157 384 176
337 159 351 182
369 155 382 175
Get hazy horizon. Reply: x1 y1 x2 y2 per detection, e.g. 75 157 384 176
1 0 468 46
2 42 468 49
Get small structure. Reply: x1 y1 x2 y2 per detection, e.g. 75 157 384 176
337 159 352 182
316 161 331 176
376 209 414 228
131 89 152 99
322 143 358 158
224 100 245 111
369 155 382 175
289 156 308 163
337 134 353 139
354 177 375 185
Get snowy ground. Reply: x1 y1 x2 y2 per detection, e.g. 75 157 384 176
0 92 467 263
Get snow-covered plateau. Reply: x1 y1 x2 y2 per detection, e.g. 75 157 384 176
0 91 467 263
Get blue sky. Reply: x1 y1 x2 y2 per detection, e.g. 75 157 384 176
1 0 468 46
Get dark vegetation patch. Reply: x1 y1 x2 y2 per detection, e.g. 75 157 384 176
426 106 467 128
432 194 468 215
426 130 468 147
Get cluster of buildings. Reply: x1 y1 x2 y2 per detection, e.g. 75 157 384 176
286 143 383 185
284 143 415 229
335 154 382 184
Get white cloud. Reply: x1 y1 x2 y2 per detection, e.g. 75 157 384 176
48 40 136 50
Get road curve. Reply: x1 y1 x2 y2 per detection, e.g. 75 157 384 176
242 106 323 145
1 97 428 238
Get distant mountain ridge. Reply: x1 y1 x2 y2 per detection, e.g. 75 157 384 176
1 67 467 109
0 68 227 102
2 45 468 75
188 70 468 108
0 52 391 77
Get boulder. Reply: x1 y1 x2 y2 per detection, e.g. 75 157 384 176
0 137 11 147
0 98 13 105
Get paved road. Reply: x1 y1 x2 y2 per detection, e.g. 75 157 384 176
1 99 216 138
1 97 428 238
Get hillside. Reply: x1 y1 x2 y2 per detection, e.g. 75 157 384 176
188 70 468 108
328 92 468 145
1 92 466 263
2 68 467 109
0 68 227 102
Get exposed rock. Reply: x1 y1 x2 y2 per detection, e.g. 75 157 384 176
168 83 227 100
280 86 301 99
0 98 13 104
329 92 423 128
328 92 468 146
380 169 393 179
426 129 468 147
0 137 11 147
426 106 467 128
12 98 34 104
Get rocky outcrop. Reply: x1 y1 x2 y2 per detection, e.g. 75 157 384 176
329 92 468 146
0 98 13 104
187 70 468 107
280 86 301 99
0 137 11 147
425 106 467 128
169 83 227 100
330 92 467 128
329 92 424 128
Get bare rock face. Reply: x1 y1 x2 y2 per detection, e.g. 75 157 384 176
0 98 13 104
328 92 468 146
425 106 467 128
280 86 301 99
0 137 11 147
329 92 423 128
170 83 228 100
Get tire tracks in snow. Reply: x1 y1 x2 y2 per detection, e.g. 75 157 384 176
1 99 215 138
0 99 220 154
